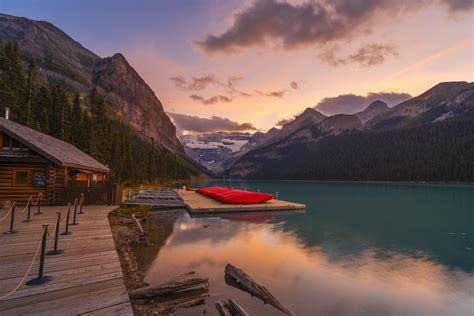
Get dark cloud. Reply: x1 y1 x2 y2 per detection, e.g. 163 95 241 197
320 44 398 67
170 75 218 91
195 0 471 54
169 112 256 134
349 44 398 66
188 75 218 90
169 76 187 90
440 0 474 12
315 91 412 115
290 81 299 89
256 90 287 98
190 94 233 105
172 74 289 100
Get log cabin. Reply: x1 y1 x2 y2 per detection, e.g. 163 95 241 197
0 117 110 205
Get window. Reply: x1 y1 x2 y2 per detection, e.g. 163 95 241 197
2 134 10 150
13 170 30 186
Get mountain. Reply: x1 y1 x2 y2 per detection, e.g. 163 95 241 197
225 82 474 181
235 107 327 154
367 81 474 129
179 132 255 173
0 13 183 153
355 100 389 125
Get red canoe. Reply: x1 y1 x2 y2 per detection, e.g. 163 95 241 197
196 187 273 204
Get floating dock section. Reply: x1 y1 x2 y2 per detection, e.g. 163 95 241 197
178 190 306 214
123 188 185 209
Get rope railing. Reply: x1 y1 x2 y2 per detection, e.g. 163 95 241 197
0 202 15 222
0 225 46 300
31 193 42 206
18 197 32 214
0 193 89 299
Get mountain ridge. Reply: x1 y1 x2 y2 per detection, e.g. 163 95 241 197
224 82 474 180
0 12 183 153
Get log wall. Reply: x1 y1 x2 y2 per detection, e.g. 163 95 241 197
0 161 48 205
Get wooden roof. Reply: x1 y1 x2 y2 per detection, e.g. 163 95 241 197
0 118 109 173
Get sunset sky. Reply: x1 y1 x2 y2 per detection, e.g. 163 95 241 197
1 0 473 134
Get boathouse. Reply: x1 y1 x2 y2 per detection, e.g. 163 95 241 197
0 116 112 205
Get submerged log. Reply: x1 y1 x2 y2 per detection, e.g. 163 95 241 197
228 298 251 316
131 213 145 235
215 301 232 316
129 277 209 299
162 294 208 309
158 293 209 314
224 264 293 315
215 299 251 316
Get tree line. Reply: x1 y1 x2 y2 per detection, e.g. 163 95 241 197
229 118 474 182
0 42 200 183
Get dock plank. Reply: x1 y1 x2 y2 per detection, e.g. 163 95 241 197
0 205 133 315
178 190 306 214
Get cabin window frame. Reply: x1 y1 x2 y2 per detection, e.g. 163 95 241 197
12 169 31 186
1 133 11 150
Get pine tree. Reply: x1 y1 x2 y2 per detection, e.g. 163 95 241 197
33 86 52 133
71 92 82 146
24 58 38 126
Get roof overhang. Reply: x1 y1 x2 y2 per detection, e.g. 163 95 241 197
0 124 110 173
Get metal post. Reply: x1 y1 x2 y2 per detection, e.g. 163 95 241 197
79 194 84 214
36 197 42 215
61 204 72 235
71 199 78 226
3 202 17 234
24 198 32 222
47 212 62 255
26 225 53 286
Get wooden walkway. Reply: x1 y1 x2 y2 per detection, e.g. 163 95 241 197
0 205 133 315
178 190 306 214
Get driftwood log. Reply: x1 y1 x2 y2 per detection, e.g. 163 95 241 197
159 293 208 312
228 298 251 316
216 299 251 316
225 263 294 315
131 213 145 235
129 277 209 299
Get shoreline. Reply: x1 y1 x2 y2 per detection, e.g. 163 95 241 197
207 178 474 187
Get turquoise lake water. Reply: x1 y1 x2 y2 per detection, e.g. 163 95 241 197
143 181 474 315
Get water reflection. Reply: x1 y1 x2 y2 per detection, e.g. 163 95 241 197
144 211 474 315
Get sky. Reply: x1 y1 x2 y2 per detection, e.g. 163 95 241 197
1 0 473 134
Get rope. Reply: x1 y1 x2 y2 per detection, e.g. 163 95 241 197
19 197 32 214
31 193 42 206
0 202 15 222
0 225 46 300
46 222 57 238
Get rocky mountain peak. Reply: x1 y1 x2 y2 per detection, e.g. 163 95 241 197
301 107 326 121
367 100 388 110
320 114 362 135
356 100 390 125
0 13 183 153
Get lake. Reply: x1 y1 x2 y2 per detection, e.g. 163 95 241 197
140 181 474 315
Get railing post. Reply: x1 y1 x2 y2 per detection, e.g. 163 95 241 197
3 202 17 234
79 193 84 214
26 225 53 286
61 204 72 235
35 195 42 215
71 199 78 226
47 212 62 256
24 198 32 222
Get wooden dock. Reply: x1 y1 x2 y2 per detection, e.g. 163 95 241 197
178 190 306 214
0 205 133 315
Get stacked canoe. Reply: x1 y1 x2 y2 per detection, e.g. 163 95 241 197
196 187 273 204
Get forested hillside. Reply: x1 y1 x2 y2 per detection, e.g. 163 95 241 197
226 118 474 181
0 42 201 183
